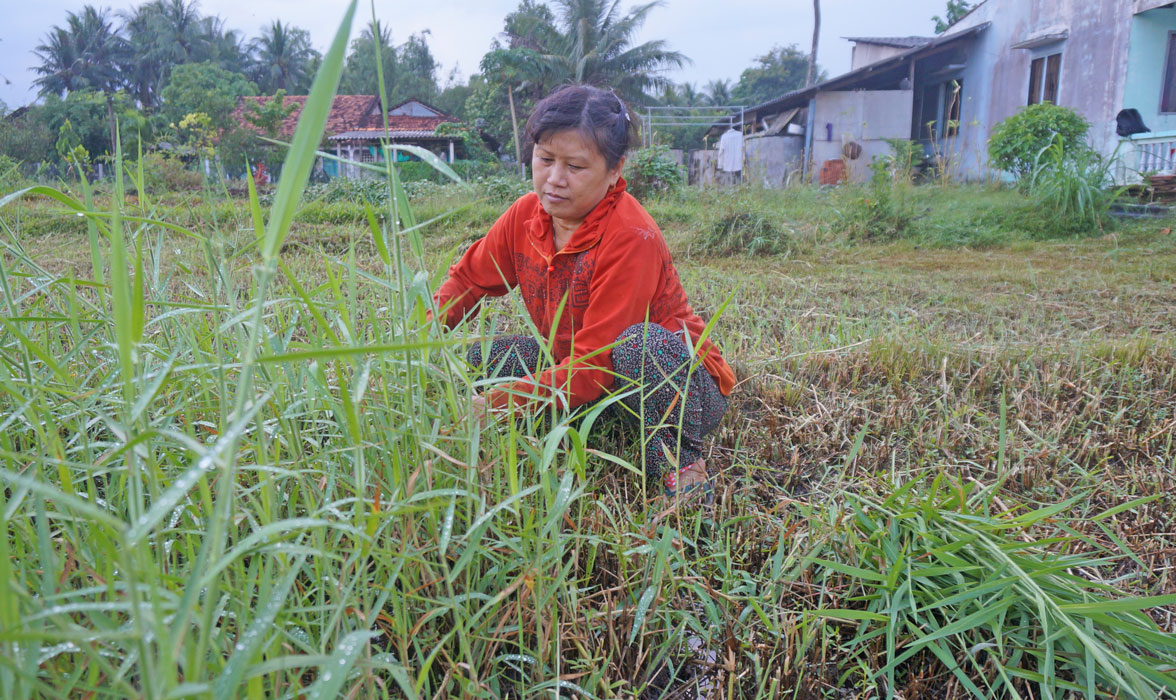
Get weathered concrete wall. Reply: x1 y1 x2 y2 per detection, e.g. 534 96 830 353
1125 7 1176 134
1137 0 1174 13
949 0 1139 178
851 43 911 70
690 150 717 187
811 90 913 183
743 135 805 187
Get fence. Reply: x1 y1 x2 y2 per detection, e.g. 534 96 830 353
1118 130 1176 182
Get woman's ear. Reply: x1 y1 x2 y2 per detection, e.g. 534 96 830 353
609 157 626 187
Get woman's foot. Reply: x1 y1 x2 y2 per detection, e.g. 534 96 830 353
664 459 713 503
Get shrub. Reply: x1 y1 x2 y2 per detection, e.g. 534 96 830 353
1027 136 1122 233
839 158 915 242
0 154 26 191
988 104 1089 183
625 145 683 201
473 174 531 205
136 152 204 193
395 159 506 184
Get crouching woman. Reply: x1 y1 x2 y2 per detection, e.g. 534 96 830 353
433 84 735 499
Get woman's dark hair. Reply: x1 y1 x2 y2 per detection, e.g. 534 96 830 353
523 84 639 170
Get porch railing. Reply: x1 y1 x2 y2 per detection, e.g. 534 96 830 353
1117 130 1176 183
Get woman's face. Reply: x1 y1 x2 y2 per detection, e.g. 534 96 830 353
532 129 624 228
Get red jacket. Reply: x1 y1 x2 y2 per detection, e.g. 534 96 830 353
435 178 736 409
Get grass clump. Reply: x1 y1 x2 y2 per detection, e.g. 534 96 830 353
804 474 1176 698
699 210 792 256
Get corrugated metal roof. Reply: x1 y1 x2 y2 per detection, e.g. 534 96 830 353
844 36 934 48
328 129 449 141
735 22 991 119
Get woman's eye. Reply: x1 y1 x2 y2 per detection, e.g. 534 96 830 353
568 164 583 171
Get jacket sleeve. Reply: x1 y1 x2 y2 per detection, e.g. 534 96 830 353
491 227 664 409
433 199 522 327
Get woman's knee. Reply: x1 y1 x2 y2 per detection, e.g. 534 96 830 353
467 335 542 378
610 323 690 380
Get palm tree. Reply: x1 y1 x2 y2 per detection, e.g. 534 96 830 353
121 0 209 110
502 0 689 101
704 79 731 106
678 82 702 107
202 16 249 75
249 21 319 94
33 6 129 154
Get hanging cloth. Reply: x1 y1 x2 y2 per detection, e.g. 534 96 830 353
717 128 744 172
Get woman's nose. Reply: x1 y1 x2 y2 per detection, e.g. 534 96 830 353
549 163 568 184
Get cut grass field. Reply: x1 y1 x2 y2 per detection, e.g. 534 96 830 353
2 13 1176 695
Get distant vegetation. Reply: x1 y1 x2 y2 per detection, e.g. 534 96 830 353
1 0 825 179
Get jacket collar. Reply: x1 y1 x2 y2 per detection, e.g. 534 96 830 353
526 177 628 257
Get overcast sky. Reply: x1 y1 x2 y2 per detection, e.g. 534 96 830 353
0 0 951 109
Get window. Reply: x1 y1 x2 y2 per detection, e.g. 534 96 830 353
1028 53 1062 105
1163 32 1176 114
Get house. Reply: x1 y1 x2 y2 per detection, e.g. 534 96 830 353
730 0 1176 184
228 96 464 178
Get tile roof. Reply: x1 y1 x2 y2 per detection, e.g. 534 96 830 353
228 95 457 139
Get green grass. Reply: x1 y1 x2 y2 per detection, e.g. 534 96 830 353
2 11 1176 696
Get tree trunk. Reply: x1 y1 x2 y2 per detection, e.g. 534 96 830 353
507 84 524 179
806 0 821 88
105 92 118 159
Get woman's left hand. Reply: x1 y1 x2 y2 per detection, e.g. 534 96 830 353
470 394 496 428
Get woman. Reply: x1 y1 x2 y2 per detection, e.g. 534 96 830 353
433 85 735 499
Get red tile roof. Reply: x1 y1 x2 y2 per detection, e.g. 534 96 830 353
228 95 456 140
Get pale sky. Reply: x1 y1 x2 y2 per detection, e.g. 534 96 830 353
0 0 950 109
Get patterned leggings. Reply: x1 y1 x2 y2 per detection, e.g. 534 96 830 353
467 323 728 483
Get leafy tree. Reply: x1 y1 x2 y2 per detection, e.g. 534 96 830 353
933 1 973 34
396 32 439 102
40 90 149 162
244 90 298 137
239 89 299 173
462 74 512 156
33 6 131 154
732 45 818 107
435 69 476 118
0 106 56 169
160 61 257 129
341 23 439 103
249 21 319 94
341 21 399 99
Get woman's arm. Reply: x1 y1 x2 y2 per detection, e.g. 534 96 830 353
489 225 665 409
433 198 526 327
